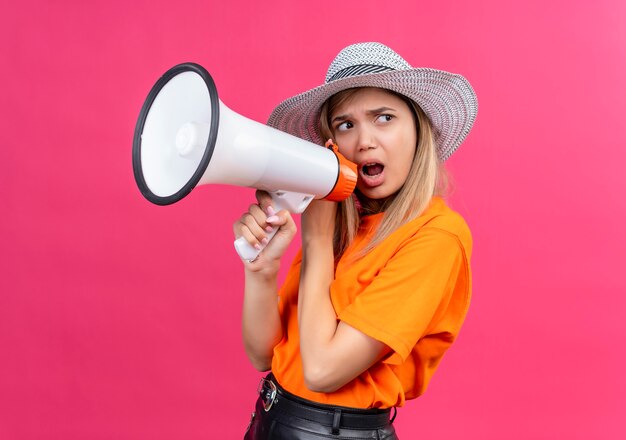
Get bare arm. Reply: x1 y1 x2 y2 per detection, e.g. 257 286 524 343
234 191 297 371
241 266 281 371
298 200 390 392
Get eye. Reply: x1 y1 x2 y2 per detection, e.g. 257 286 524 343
335 121 353 132
376 114 393 123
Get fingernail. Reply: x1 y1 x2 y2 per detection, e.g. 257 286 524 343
265 226 273 232
261 237 269 245
266 206 276 216
266 215 279 223
254 243 261 250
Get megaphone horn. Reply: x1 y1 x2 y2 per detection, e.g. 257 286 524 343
133 63 357 260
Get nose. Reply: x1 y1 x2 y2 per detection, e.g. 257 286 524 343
356 125 378 152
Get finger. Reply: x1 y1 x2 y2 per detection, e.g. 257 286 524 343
240 213 270 244
256 212 296 260
255 190 274 214
266 209 293 228
237 225 263 251
248 203 274 233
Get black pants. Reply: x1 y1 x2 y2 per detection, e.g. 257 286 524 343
244 375 398 439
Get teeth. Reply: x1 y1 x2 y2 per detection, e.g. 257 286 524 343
361 163 384 177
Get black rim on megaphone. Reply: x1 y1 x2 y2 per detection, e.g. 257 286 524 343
132 62 220 206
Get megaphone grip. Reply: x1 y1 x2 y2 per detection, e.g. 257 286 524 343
234 227 279 261
233 190 314 261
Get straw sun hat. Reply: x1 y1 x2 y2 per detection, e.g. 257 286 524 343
268 42 478 161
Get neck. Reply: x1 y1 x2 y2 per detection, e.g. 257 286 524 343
356 191 396 216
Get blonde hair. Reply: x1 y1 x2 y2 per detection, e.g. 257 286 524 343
319 88 449 259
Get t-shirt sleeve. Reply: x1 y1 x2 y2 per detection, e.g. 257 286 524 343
336 227 470 365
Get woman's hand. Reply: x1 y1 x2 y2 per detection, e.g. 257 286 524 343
233 190 297 273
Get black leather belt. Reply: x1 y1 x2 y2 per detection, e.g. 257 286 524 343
259 375 393 434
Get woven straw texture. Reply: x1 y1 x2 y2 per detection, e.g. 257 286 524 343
268 42 478 161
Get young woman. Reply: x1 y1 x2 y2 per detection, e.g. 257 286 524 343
234 42 477 439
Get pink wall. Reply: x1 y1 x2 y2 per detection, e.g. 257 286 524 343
2 0 625 438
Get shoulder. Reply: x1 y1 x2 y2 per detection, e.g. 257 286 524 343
402 197 472 259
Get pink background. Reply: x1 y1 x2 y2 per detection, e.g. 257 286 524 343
2 0 625 438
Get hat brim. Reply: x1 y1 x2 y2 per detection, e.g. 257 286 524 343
267 68 478 161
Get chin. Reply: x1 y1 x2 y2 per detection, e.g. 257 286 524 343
358 186 393 201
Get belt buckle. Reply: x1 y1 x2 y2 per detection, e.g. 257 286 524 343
257 378 278 412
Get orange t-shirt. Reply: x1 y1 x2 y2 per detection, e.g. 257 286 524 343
271 197 472 408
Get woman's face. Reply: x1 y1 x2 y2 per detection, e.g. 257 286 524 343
330 88 417 200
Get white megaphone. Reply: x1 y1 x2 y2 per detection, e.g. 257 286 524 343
133 63 357 261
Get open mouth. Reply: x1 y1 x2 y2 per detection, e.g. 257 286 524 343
361 163 384 177
359 162 385 187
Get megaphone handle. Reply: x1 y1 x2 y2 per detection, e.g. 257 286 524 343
233 190 314 261
233 220 280 262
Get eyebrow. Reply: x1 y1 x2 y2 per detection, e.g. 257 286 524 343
331 107 397 123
